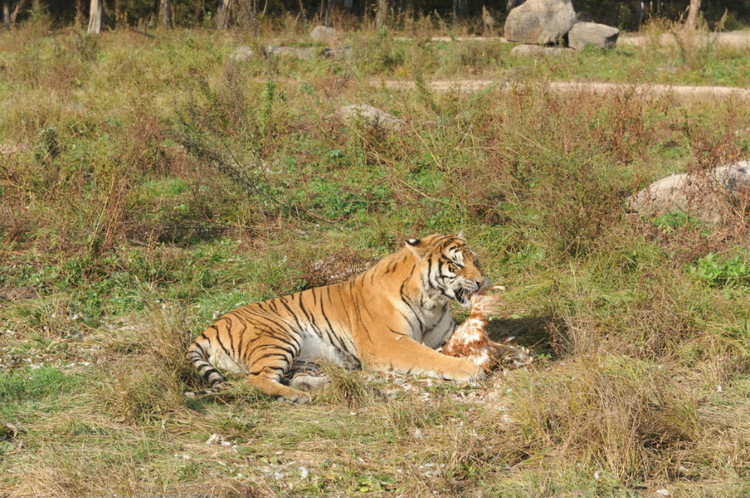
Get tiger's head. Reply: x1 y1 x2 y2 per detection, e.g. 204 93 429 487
406 231 488 308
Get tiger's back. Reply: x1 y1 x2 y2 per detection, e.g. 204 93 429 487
188 233 487 403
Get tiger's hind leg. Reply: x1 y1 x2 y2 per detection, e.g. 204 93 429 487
245 345 312 404
282 360 330 393
185 334 229 398
247 367 312 404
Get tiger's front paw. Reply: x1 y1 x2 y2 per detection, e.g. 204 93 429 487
442 359 485 382
281 390 312 405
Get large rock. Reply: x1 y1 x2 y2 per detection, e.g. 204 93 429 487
568 22 619 50
510 44 574 56
504 0 576 45
310 25 339 44
629 162 750 224
337 104 404 132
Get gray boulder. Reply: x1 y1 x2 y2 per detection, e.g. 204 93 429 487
504 0 576 45
568 22 619 50
510 44 574 56
337 104 404 132
265 46 318 59
629 162 750 224
265 45 351 61
310 25 340 44
231 45 254 61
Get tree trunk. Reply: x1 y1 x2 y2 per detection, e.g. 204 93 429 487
2 1 10 29
452 0 466 22
323 0 333 27
216 0 232 29
636 0 645 27
375 0 387 29
10 0 27 24
685 0 701 29
114 0 120 28
88 0 102 33
159 0 172 28
75 0 84 27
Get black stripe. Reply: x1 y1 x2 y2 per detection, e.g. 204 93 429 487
254 352 293 363
226 316 237 354
319 300 336 336
239 307 296 335
399 283 425 331
278 297 305 332
296 292 314 326
254 342 296 358
193 341 206 354
215 330 232 356
248 364 285 376
316 295 349 352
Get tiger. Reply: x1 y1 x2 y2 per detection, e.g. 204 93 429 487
187 232 488 404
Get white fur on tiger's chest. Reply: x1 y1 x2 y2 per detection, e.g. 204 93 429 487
392 296 453 348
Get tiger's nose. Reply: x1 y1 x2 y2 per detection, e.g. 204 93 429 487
476 279 486 290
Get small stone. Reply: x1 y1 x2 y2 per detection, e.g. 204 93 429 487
337 104 404 132
511 44 574 56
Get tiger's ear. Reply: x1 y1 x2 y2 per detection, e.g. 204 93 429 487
405 237 427 257
456 229 465 240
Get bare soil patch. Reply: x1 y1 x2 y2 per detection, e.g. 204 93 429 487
370 79 750 101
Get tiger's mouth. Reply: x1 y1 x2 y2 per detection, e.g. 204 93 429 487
455 288 473 307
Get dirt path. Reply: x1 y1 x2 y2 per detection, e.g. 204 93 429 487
619 31 750 48
394 31 750 49
368 79 750 101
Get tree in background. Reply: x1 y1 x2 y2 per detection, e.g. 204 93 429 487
3 0 27 27
4 0 750 31
216 0 233 29
74 0 83 26
87 0 101 32
451 0 465 22
159 0 171 28
375 0 388 29
686 0 701 29
320 0 334 27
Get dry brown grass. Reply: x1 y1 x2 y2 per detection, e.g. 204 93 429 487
1 19 749 497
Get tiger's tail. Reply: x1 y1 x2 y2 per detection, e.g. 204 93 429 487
184 334 226 397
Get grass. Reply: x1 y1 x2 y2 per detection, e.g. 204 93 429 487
1 16 749 496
